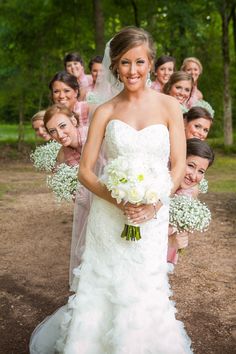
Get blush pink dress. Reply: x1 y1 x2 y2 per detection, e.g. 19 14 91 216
186 85 203 109
167 187 194 265
62 126 88 166
73 101 89 127
151 80 162 92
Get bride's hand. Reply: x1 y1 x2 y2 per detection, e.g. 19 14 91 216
124 202 162 224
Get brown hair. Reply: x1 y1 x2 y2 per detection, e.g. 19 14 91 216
186 138 214 167
154 55 176 72
163 71 194 95
44 104 79 131
49 71 80 99
184 106 213 123
181 57 203 74
109 26 156 78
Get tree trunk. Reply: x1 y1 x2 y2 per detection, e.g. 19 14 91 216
232 4 236 55
221 0 233 146
18 96 25 151
131 0 140 27
93 0 105 54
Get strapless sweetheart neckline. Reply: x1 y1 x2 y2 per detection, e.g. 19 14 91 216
106 119 168 133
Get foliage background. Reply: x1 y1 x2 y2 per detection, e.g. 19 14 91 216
0 0 235 139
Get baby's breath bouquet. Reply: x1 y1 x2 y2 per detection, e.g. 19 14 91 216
193 99 215 118
198 178 208 194
30 141 61 172
169 194 211 234
101 155 171 241
47 163 80 202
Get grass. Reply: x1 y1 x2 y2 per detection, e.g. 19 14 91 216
0 123 36 143
0 124 235 193
207 154 236 193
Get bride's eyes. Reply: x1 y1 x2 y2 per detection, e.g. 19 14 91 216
137 59 145 64
120 60 129 65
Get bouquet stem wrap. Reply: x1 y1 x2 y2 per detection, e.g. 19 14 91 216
121 218 141 241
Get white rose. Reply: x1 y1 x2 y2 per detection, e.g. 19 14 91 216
145 188 159 204
127 186 145 204
111 188 126 204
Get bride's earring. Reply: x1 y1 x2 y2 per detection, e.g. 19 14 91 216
116 71 121 86
146 72 152 87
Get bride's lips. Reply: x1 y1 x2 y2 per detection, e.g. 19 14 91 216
127 76 140 85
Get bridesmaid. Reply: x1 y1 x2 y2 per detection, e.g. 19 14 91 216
31 110 51 141
44 104 88 166
49 71 89 127
151 55 176 92
163 71 193 110
168 138 214 264
181 57 203 108
88 55 103 92
64 52 92 101
184 106 213 141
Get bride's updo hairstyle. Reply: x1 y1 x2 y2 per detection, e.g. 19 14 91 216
163 71 194 95
109 27 156 79
186 138 214 167
44 104 80 131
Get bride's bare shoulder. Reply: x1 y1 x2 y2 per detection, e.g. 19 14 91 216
90 97 118 127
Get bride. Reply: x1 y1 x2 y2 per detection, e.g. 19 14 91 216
30 27 192 353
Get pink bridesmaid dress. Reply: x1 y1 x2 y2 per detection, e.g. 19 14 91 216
167 187 194 265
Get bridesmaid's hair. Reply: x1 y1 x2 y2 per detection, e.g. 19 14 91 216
162 71 194 95
109 26 156 79
181 57 203 74
154 55 176 72
44 104 80 131
184 107 213 123
88 55 103 71
186 138 214 167
49 71 80 99
64 52 84 67
31 110 46 124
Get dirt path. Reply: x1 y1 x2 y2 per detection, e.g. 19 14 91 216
0 161 235 354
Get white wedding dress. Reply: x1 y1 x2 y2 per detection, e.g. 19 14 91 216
30 120 192 354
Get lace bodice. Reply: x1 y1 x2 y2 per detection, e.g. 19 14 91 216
104 120 170 165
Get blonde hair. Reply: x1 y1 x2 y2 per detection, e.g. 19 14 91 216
109 26 156 78
181 57 203 74
44 104 79 130
31 110 46 125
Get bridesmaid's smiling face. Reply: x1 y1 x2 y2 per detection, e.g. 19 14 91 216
169 80 192 105
117 44 151 91
180 155 209 189
46 113 78 147
52 81 78 111
32 120 51 141
156 62 175 86
184 117 212 141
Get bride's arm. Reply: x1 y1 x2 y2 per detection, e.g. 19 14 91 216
168 98 186 195
78 104 122 209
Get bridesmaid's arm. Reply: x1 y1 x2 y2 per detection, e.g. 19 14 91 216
56 147 65 164
78 104 123 209
168 99 186 195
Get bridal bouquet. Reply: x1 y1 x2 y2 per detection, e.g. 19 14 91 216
47 163 80 202
169 194 211 234
101 155 171 241
193 99 215 118
30 140 61 172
